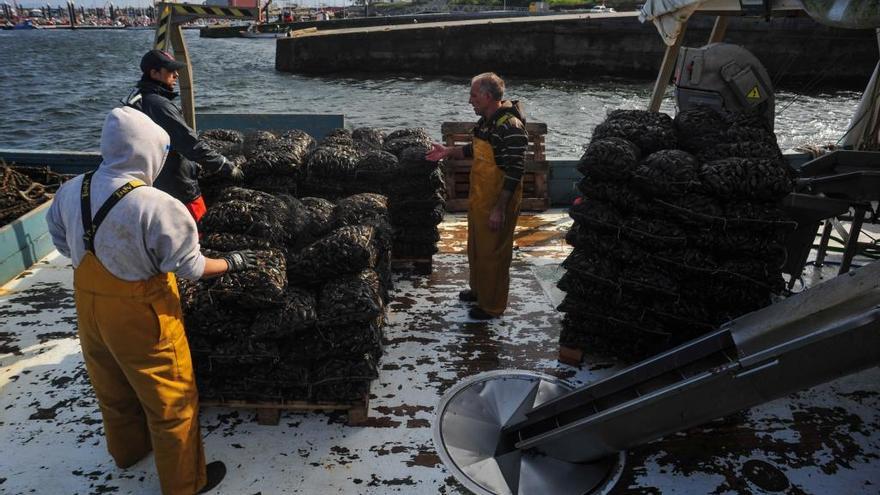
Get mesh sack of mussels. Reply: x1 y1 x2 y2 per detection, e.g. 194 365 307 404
178 278 256 340
352 127 386 149
240 130 315 179
674 106 778 154
198 155 247 205
304 143 363 181
278 196 336 251
317 269 384 326
353 149 400 183
390 203 446 227
310 354 379 402
333 193 389 227
287 224 380 284
249 287 318 339
199 197 289 245
699 157 793 201
576 178 646 214
383 128 432 157
632 149 700 198
280 315 383 362
392 240 440 258
591 110 678 155
201 248 288 308
577 137 641 182
560 311 674 362
200 129 245 156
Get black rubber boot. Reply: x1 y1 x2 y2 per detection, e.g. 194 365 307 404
469 307 497 320
197 461 227 494
458 289 478 302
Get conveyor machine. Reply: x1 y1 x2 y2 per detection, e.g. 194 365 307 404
433 260 880 495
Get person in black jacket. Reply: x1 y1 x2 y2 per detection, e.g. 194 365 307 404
123 49 243 222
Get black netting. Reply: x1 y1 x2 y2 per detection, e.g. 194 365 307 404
305 144 363 179
199 198 288 245
632 149 700 198
242 131 278 159
561 108 793 361
577 137 641 181
317 269 383 326
201 248 287 309
201 232 274 252
352 127 385 149
287 225 379 283
200 129 244 156
699 158 794 201
250 287 317 338
334 193 389 228
244 129 314 178
592 112 677 155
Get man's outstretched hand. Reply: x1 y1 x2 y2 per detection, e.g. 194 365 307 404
425 143 448 162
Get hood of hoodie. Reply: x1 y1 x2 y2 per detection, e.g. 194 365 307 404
137 77 179 101
99 106 171 186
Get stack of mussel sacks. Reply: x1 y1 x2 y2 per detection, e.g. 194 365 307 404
179 187 392 403
198 129 315 201
559 107 796 361
200 126 447 261
299 127 447 259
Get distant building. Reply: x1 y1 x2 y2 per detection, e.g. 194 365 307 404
228 0 259 7
205 0 258 6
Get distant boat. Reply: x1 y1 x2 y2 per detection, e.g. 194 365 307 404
240 24 287 38
13 20 42 29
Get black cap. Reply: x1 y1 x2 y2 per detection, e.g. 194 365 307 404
140 49 186 74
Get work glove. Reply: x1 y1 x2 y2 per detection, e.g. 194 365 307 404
220 157 245 181
228 164 245 181
223 250 258 273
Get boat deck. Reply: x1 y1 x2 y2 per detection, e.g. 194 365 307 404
1 211 878 494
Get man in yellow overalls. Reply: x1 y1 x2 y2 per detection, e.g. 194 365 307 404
427 72 529 319
47 106 256 494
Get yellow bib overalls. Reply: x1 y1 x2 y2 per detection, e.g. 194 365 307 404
467 132 523 317
74 172 206 494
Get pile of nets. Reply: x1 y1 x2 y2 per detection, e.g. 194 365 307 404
559 107 795 361
184 187 392 403
1 165 67 227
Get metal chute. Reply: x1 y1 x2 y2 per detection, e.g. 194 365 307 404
434 262 880 494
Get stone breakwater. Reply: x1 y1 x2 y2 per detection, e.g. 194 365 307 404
276 13 876 88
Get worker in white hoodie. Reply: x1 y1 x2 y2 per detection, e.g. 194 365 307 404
47 106 255 495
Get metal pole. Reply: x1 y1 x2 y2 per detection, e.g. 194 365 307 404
708 15 728 43
169 22 196 130
648 22 687 112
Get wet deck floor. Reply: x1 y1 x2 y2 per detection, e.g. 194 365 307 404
1 211 878 494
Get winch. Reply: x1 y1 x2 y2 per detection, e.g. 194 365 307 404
674 42 775 130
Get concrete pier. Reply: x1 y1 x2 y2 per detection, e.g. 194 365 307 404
276 12 877 87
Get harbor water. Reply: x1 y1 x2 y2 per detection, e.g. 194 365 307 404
0 29 866 157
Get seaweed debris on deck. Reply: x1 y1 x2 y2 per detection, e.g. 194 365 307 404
1 212 879 494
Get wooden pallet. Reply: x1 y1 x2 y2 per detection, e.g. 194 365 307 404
201 394 369 426
441 121 550 213
557 345 584 366
391 256 433 275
